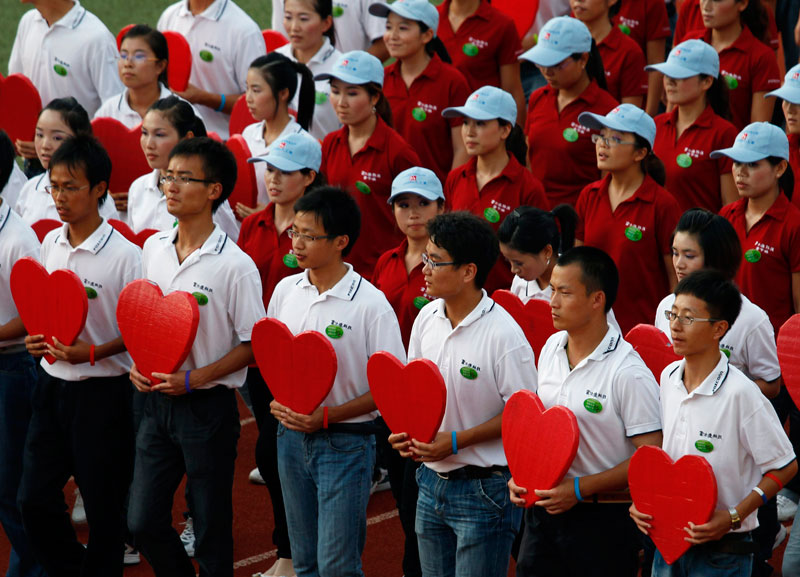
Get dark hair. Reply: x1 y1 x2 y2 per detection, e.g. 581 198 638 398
738 0 769 46
121 24 169 88
497 119 528 165
609 0 622 20
148 96 207 138
249 53 316 131
632 134 666 186
302 0 336 47
674 269 742 333
300 167 327 190
427 211 500 289
48 135 111 206
701 74 731 120
767 156 795 201
0 131 15 193
293 186 361 256
365 82 393 127
417 21 452 63
168 137 237 212
572 39 607 91
557 246 619 312
39 97 92 138
498 204 578 256
674 208 741 280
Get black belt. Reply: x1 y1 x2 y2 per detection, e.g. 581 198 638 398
435 465 508 480
699 531 757 555
325 420 381 435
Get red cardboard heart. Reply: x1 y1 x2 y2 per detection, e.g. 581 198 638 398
228 95 258 137
116 279 199 384
0 74 42 144
777 315 800 409
117 26 192 92
31 219 62 243
492 290 557 359
91 118 149 194
108 219 157 249
626 324 681 383
226 135 257 216
10 257 88 365
116 24 135 50
252 318 337 415
628 446 717 565
262 29 289 52
502 390 579 507
367 352 446 443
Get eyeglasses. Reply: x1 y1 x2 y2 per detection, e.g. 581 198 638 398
118 52 160 64
45 184 89 195
159 175 215 186
591 134 637 147
286 229 336 242
535 59 572 73
421 253 456 270
663 310 722 326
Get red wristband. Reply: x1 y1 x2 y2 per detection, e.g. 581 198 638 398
323 406 329 429
89 344 95 366
765 472 784 491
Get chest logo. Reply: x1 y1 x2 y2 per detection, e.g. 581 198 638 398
695 439 714 453
562 128 579 142
199 50 214 63
84 287 98 299
484 207 500 223
624 226 643 242
283 253 299 268
315 91 328 104
744 249 761 263
676 153 693 168
412 107 427 122
462 43 480 57
192 292 209 306
583 398 603 413
325 324 344 339
54 64 68 77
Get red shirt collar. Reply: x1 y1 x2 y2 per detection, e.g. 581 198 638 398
385 54 444 83
599 172 659 203
460 153 524 183
702 25 757 54
729 192 792 223
541 79 608 108
662 104 717 130
334 116 391 155
439 0 492 26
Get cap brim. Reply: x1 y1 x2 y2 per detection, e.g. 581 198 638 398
577 111 633 134
519 45 571 67
387 188 444 204
248 155 306 172
644 62 704 79
442 105 500 121
766 85 800 103
709 147 766 162
314 71 377 86
368 3 391 17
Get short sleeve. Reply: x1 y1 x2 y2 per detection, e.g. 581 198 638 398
8 16 26 75
523 173 550 211
235 28 267 92
751 45 781 94
740 395 796 474
618 45 648 98
89 33 125 108
716 122 738 176
446 70 472 128
656 193 682 255
228 265 266 341
613 361 662 437
362 0 387 44
741 316 781 382
645 0 672 42
367 307 406 363
496 16 522 67
271 0 286 37
788 220 800 274
575 185 591 241
494 340 538 401
391 140 422 176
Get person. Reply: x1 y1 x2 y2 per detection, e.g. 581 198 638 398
128 96 240 240
387 211 537 577
442 85 549 294
767 62 800 206
520 16 618 208
575 103 681 334
157 0 266 139
511 246 663 577
372 0 471 183
0 131 29 210
674 0 781 52
317 50 421 277
18 134 142 577
630 269 797 577
268 187 406 577
239 53 314 218
648 39 739 212
127 137 265 577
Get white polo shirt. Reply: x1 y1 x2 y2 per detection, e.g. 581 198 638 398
157 0 266 139
1 163 28 211
241 118 304 206
537 327 662 478
661 354 795 532
126 169 240 241
410 292 538 473
14 172 119 226
93 83 203 129
142 225 264 388
276 40 342 141
9 2 123 117
40 221 141 379
0 200 41 348
268 264 406 422
655 293 781 383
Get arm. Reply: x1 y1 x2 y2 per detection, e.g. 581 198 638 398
793 272 800 314
720 173 738 207
621 95 645 108
0 317 26 342
409 412 503 462
645 39 666 117
753 376 781 400
174 84 240 115
271 389 377 433
47 335 127 365
146 341 255 395
367 38 389 61
450 125 469 170
750 92 775 124
500 63 527 127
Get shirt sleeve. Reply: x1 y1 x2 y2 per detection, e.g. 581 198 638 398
391 141 422 176
235 27 267 93
213 202 241 243
740 393 796 474
741 316 781 382
523 173 550 211
645 0 672 42
89 33 125 111
656 193 682 255
271 0 286 37
494 340 537 401
613 361 662 437
716 122 739 176
446 71 471 128
751 44 781 94
228 264 266 341
788 219 800 274
8 15 26 75
496 15 523 66
407 306 427 362
619 44 648 98
575 186 589 241
367 307 406 363
362 0 388 44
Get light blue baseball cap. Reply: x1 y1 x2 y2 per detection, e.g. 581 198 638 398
766 63 800 104
369 0 439 33
248 131 322 172
578 104 657 148
518 17 592 68
314 50 384 87
442 86 517 125
645 39 719 79
710 122 789 162
388 167 444 203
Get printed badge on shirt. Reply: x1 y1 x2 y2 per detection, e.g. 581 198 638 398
191 280 214 306
199 42 223 64
459 358 481 380
744 241 775 264
624 221 646 242
583 388 607 413
325 319 352 340
83 278 103 300
695 429 723 453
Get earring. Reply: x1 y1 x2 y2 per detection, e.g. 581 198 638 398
546 258 551 266
372 106 377 114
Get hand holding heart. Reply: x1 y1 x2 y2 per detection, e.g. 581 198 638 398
408 431 454 463
46 337 92 364
129 363 194 396
532 477 579 514
270 399 324 433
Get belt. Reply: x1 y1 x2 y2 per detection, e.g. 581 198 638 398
436 465 508 480
587 491 632 504
699 531 757 555
0 344 27 355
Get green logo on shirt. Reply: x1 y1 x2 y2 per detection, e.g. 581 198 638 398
744 249 761 263
283 253 298 268
624 226 643 242
583 398 603 413
484 207 500 223
619 23 632 35
413 296 430 310
325 324 344 339
333 5 344 17
199 50 214 63
462 43 479 57
315 91 328 105
53 64 68 77
355 181 371 194
562 128 579 142
676 153 693 168
460 366 478 380
695 439 714 453
192 292 209 306
721 348 731 358
412 107 427 122
84 287 97 299
724 75 738 90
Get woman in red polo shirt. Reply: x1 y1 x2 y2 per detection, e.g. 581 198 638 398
575 104 681 334
317 50 421 277
520 16 618 208
649 39 739 212
370 0 470 183
768 63 800 206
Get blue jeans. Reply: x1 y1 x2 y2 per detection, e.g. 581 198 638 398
784 503 800 575
277 424 375 577
652 537 753 577
415 465 521 577
0 351 46 577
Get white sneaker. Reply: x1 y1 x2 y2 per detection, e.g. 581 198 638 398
71 490 86 525
370 468 390 495
180 516 195 557
249 467 266 485
775 523 788 550
777 494 798 522
123 543 140 565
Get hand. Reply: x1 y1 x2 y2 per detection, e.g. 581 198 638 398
629 502 653 535
174 82 207 106
149 370 192 396
409 432 453 463
109 191 128 212
46 337 91 364
15 140 36 159
270 399 323 433
24 333 47 357
684 509 733 545
508 477 529 507
388 432 414 458
235 202 265 220
533 477 578 515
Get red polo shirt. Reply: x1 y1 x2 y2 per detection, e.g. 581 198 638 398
437 0 522 91
674 0 780 51
321 117 421 277
372 239 433 348
790 134 800 208
526 81 618 207
613 0 671 55
384 55 471 183
654 105 738 212
576 174 681 334
721 194 800 332
445 154 549 294
598 26 648 103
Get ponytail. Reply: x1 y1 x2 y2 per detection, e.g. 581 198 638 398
249 53 316 131
769 156 795 201
292 60 316 131
417 22 452 63
497 203 578 256
575 39 607 91
301 167 327 192
634 134 666 186
148 96 206 138
703 74 730 120
740 0 769 47
366 83 393 127
498 120 527 165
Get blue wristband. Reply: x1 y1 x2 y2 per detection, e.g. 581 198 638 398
216 93 226 112
574 477 583 502
451 431 458 455
184 370 192 394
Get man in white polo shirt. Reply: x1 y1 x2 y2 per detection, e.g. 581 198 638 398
157 0 266 139
388 211 537 577
18 135 142 577
511 246 662 577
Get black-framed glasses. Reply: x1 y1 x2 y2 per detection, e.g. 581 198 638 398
421 253 456 270
663 310 722 326
45 184 89 195
286 229 336 242
159 175 215 186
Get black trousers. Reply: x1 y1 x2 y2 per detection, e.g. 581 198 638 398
17 370 134 577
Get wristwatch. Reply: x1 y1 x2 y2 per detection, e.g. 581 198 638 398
728 507 742 530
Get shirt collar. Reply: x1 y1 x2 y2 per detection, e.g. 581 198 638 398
599 172 658 203
543 79 606 108
669 351 730 397
663 104 716 130
556 325 622 367
344 116 390 154
38 1 86 30
0 200 11 235
431 290 495 328
461 154 522 183
167 223 228 255
55 219 115 254
308 37 336 65
119 83 172 114
703 25 755 53
178 0 228 21
296 263 363 301
599 26 623 49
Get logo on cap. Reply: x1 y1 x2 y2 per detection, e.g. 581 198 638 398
793 73 800 81
340 59 349 67
739 132 749 141
674 49 682 56
409 175 417 182
611 106 621 115
543 32 551 41
279 141 287 149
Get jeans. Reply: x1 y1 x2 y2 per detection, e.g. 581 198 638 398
784 502 800 575
128 386 240 577
652 537 753 577
415 465 521 577
277 424 375 577
0 351 46 577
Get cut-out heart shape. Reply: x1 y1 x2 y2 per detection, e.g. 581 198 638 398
225 135 257 216
490 0 539 39
116 279 199 384
91 118 149 194
626 324 681 383
207 132 223 142
367 352 446 443
31 219 62 243
0 73 42 144
117 25 192 92
502 390 579 507
108 219 157 249
228 95 258 137
10 257 88 365
777 314 800 409
252 318 337 415
628 446 717 565
492 290 557 359
262 29 289 52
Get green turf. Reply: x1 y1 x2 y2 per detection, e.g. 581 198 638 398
2 0 273 77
